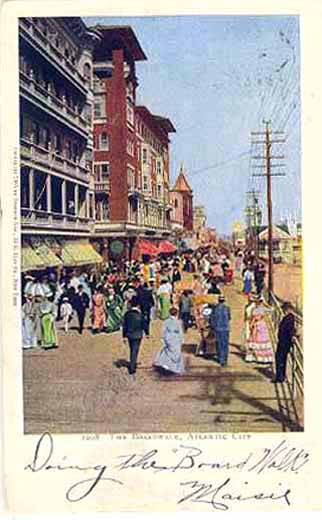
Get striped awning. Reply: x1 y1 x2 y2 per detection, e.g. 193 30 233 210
158 240 177 254
137 239 159 256
30 241 63 268
61 241 103 266
22 245 46 272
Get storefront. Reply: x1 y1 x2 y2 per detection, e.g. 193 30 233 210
21 238 103 275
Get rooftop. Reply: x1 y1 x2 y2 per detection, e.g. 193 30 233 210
172 167 193 193
136 105 176 142
60 17 101 47
89 25 147 61
152 115 176 134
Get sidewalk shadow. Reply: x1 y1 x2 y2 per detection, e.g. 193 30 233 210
255 365 274 381
177 366 302 431
182 343 198 354
153 366 180 379
114 359 130 369
230 342 244 352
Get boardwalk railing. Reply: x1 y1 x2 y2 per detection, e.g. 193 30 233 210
264 288 304 400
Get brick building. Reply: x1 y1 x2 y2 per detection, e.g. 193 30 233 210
19 17 103 271
170 164 194 234
134 106 175 255
90 25 176 261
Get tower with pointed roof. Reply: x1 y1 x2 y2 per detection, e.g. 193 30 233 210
170 164 193 232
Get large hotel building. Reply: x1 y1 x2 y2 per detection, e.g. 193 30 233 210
19 17 185 272
19 17 102 271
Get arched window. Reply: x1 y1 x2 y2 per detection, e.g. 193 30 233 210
84 63 91 81
174 198 178 208
100 132 109 150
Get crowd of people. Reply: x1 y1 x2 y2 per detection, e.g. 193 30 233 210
21 245 297 383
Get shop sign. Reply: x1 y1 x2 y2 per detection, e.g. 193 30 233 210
109 239 125 257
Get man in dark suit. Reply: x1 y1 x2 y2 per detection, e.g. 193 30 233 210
72 284 90 334
137 282 155 337
272 302 296 383
209 294 231 367
123 296 145 378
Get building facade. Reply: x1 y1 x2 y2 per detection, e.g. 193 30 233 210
193 205 207 234
257 225 294 264
170 165 193 233
19 17 103 271
135 106 174 235
232 221 246 248
91 25 175 261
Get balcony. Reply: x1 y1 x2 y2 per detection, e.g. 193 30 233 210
94 220 112 233
21 208 91 234
128 184 142 198
20 71 88 139
93 220 141 235
93 61 114 79
19 18 88 96
20 139 89 183
94 180 110 192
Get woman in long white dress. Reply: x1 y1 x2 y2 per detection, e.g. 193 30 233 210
153 307 185 375
22 293 38 349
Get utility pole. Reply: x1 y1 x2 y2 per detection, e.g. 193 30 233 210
251 122 285 300
265 121 274 297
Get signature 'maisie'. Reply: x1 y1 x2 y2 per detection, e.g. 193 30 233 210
179 478 291 511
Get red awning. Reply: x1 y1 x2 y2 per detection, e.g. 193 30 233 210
138 239 159 256
158 240 177 254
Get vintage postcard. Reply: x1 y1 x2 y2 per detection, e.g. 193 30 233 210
1 0 322 514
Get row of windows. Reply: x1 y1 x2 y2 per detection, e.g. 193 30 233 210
141 147 163 175
20 66 92 127
142 178 163 196
31 18 78 68
21 116 83 162
136 119 164 155
20 56 86 114
92 92 166 159
93 97 135 126
21 167 88 216
94 134 166 175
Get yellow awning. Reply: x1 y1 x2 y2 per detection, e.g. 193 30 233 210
61 242 103 266
22 245 46 272
30 241 63 268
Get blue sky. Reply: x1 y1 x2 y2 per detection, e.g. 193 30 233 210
84 15 301 235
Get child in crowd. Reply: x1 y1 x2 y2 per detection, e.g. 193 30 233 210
60 297 73 332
